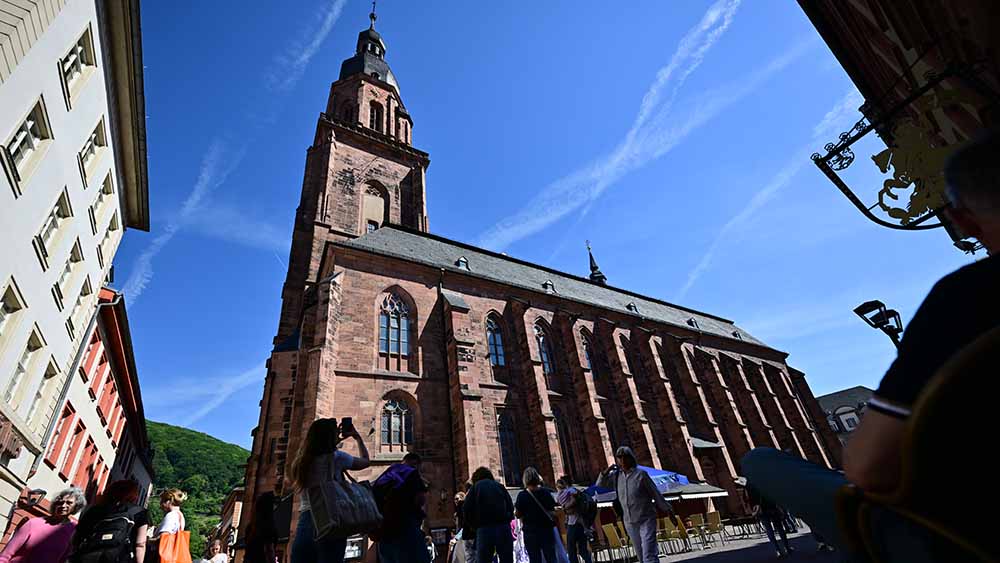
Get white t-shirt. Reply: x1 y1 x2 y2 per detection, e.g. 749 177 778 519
209 554 229 563
156 510 185 535
299 450 355 512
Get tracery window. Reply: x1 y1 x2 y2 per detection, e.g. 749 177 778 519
486 316 505 367
497 410 522 486
381 399 413 447
379 292 410 371
534 324 553 377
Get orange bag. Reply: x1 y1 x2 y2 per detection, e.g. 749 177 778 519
157 530 193 563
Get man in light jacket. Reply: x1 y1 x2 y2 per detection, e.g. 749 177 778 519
596 446 674 563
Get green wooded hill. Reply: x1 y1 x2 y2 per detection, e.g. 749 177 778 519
146 420 249 558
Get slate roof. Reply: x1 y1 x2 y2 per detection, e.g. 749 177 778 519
816 386 874 413
337 226 771 348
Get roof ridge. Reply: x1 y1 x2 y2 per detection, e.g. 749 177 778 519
343 225 737 325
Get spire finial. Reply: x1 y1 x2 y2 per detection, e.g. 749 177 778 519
369 0 377 29
587 241 607 285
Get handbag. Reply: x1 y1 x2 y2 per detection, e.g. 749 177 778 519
308 459 382 539
157 514 192 563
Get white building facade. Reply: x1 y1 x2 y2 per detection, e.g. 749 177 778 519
0 0 149 535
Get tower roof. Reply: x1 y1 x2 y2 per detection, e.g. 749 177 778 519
338 12 400 92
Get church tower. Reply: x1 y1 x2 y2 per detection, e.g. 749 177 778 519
242 11 430 510
275 9 430 344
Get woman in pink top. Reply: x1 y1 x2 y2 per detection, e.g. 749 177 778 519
0 487 86 563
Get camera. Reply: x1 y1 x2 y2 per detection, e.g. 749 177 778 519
340 417 355 438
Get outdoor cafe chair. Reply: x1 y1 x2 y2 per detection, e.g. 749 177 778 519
835 326 1000 562
705 511 729 544
657 517 688 554
688 513 713 547
615 521 630 546
673 515 705 550
600 523 634 563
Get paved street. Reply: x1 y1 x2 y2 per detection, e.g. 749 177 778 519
655 532 842 562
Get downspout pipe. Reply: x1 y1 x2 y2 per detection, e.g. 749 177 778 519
437 268 459 496
30 295 123 476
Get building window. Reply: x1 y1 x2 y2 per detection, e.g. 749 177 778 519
486 316 505 367
534 323 554 379
66 277 93 342
1 279 27 339
46 404 76 468
367 220 378 233
27 359 60 426
78 119 107 185
52 240 84 310
553 405 580 481
60 26 97 107
3 99 52 193
380 399 413 447
5 329 44 405
32 189 73 270
98 213 120 268
581 333 594 370
497 410 522 486
369 102 384 133
378 292 410 371
96 172 114 213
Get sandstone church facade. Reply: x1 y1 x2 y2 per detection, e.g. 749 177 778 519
240 15 841 550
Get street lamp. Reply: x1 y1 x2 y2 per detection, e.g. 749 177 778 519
854 300 903 348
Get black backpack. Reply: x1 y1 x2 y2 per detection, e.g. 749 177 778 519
71 504 143 563
574 488 598 525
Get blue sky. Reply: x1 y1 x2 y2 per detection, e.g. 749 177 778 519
116 0 972 448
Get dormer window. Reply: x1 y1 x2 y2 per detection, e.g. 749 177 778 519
455 256 469 271
371 72 380 80
687 317 700 329
626 302 638 313
367 221 379 233
542 280 555 294
732 330 743 340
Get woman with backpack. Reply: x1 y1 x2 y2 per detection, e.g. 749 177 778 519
555 477 593 563
0 487 85 563
288 417 370 563
71 480 149 563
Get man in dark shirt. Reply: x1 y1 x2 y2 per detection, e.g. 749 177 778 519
462 467 515 563
741 133 1000 559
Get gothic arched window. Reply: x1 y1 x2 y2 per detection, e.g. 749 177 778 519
369 102 384 133
486 316 505 367
534 324 553 376
581 333 594 371
379 292 410 371
497 410 522 486
553 405 580 481
381 399 413 447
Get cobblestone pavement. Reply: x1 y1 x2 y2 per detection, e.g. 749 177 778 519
651 532 843 562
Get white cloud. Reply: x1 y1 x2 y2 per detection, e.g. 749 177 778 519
187 204 289 253
122 141 245 304
267 0 348 92
169 363 267 426
476 0 754 251
674 89 863 299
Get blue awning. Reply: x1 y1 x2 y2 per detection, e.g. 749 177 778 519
584 466 692 503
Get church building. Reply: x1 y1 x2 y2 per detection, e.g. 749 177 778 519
240 10 840 557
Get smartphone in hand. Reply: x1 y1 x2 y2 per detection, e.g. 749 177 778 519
340 417 355 438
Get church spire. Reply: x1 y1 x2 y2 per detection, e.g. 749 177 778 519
587 241 607 285
369 0 377 29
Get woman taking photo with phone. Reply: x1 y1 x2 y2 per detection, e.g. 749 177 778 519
289 417 370 563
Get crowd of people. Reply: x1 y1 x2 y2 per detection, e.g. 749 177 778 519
0 481 202 563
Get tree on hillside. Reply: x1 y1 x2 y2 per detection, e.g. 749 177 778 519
146 420 249 558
